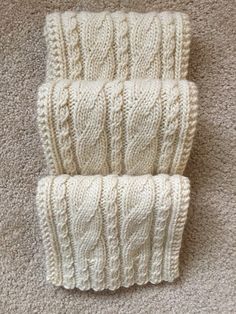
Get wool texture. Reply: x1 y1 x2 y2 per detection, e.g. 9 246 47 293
45 11 191 81
36 174 190 291
2 1 235 311
35 10 197 291
37 79 198 176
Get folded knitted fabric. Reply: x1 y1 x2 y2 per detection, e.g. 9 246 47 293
37 174 190 291
38 79 198 176
45 11 190 81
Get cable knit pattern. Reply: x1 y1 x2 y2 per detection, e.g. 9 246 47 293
169 176 190 280
112 12 129 79
72 176 105 290
73 81 109 175
160 12 176 79
52 175 75 289
106 80 124 174
162 175 190 281
54 81 77 175
149 174 171 283
121 175 155 286
128 12 161 78
38 80 198 175
79 12 115 80
36 11 198 292
36 174 190 291
124 80 161 174
157 81 180 173
61 12 82 80
173 81 198 174
102 176 121 290
44 11 191 80
37 82 63 174
37 177 62 286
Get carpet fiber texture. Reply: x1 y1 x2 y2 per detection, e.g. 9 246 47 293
1 1 235 313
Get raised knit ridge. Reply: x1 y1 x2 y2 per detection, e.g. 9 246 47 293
37 82 63 174
157 80 179 173
174 81 198 174
53 175 75 289
112 12 129 79
37 79 198 176
73 81 109 175
44 11 191 80
102 175 121 290
160 12 175 79
37 11 197 292
106 80 124 174
61 12 82 80
180 13 191 79
124 80 161 174
149 174 171 283
54 81 77 175
36 177 62 285
128 12 161 78
121 175 155 286
36 174 190 291
72 176 105 290
79 12 115 80
44 13 67 81
168 175 190 280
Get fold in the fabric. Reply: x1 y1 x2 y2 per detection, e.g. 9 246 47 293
37 79 198 176
45 11 190 81
37 174 190 291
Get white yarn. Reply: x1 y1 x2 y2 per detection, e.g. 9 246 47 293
44 11 191 80
37 174 190 291
37 79 198 175
36 11 197 291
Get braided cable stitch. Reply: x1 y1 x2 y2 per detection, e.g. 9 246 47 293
37 10 197 291
61 12 82 80
38 80 197 175
44 11 191 80
37 174 190 290
37 177 62 286
54 81 77 175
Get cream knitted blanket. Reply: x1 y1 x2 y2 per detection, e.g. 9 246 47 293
36 11 197 291
37 174 190 291
45 11 190 81
38 79 197 176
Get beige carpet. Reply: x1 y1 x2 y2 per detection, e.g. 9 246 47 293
1 0 235 313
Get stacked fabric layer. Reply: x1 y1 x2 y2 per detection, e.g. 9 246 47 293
37 175 190 291
38 80 197 175
36 11 197 291
45 11 190 80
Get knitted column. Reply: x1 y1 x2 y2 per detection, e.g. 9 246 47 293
37 174 190 291
44 11 190 80
36 11 198 291
37 80 197 176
